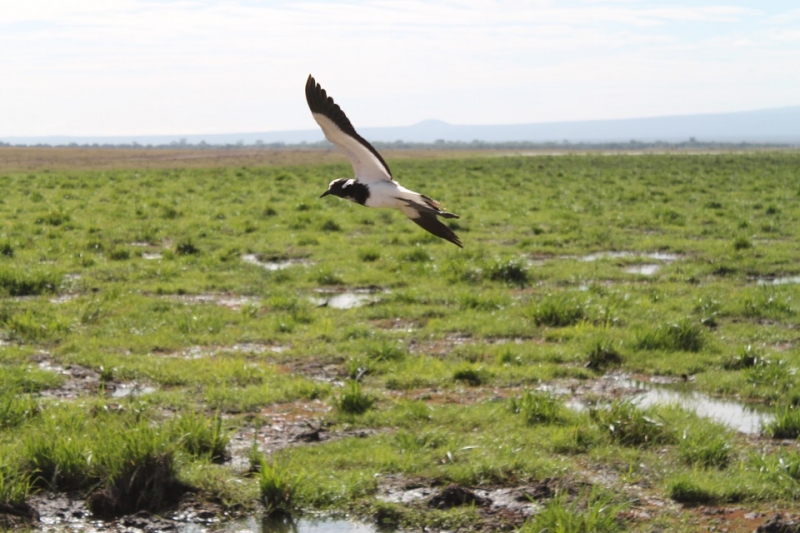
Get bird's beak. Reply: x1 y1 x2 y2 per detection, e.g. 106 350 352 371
320 190 331 198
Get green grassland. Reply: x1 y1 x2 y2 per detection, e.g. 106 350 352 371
1 151 800 531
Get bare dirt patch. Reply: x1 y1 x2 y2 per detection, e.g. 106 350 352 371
227 400 387 472
36 360 102 399
1 147 496 172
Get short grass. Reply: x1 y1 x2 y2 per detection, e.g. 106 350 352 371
1 151 800 530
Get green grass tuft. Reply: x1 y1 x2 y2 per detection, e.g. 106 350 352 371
334 380 375 415
89 425 183 518
0 268 60 296
175 238 200 255
0 459 33 509
764 405 800 439
585 340 623 371
0 391 39 429
488 259 529 286
667 474 716 504
678 427 733 468
591 401 675 447
257 458 303 516
509 390 565 425
452 366 489 386
170 410 232 462
531 294 588 327
521 489 629 533
635 318 703 352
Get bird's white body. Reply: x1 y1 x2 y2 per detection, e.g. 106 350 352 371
361 181 420 209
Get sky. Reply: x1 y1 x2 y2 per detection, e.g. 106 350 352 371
2 0 799 137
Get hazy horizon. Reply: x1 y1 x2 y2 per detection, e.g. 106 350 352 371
4 104 800 146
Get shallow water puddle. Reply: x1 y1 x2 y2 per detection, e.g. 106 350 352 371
756 276 800 286
109 382 156 398
579 251 681 262
619 378 772 434
242 254 310 271
50 293 80 304
311 289 384 309
212 516 377 533
624 264 661 275
173 294 260 310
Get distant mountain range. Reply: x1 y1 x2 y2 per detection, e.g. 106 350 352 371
4 106 800 146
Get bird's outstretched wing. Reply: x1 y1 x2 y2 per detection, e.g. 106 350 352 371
400 205 463 248
305 75 393 184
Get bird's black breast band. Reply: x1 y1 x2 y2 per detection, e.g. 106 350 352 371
348 182 370 205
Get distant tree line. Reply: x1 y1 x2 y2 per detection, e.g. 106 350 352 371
0 138 797 151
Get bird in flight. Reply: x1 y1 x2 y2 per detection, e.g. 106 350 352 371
305 75 462 248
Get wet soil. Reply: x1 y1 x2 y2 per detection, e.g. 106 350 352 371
13 354 796 532
24 491 229 532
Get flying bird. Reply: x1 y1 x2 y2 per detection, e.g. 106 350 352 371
305 75 462 248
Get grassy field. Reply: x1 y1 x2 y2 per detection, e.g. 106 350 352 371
0 149 799 531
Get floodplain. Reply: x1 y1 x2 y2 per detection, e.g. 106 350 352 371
1 148 799 532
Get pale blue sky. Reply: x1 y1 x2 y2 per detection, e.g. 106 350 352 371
2 0 799 136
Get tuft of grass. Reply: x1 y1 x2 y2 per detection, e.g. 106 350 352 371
365 339 406 362
358 248 381 262
0 460 33 509
1 308 71 342
745 359 794 399
750 450 800 482
88 426 184 518
590 401 675 447
585 340 623 371
678 427 733 468
175 238 200 255
488 259 529 287
402 247 432 263
733 236 752 250
531 294 588 327
313 269 345 286
334 380 375 415
635 318 703 352
108 247 131 261
764 405 800 439
667 474 716 504
741 289 794 319
723 345 763 370
0 268 60 296
257 458 303 516
0 391 39 429
509 390 565 425
521 489 629 533
320 219 341 232
35 210 70 226
0 241 13 258
452 366 489 386
23 420 93 491
170 411 232 462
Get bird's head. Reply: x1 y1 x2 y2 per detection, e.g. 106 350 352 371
319 178 350 199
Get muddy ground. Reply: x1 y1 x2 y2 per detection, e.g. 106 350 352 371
8 349 800 533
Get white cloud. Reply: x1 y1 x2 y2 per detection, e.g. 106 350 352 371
0 0 797 136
